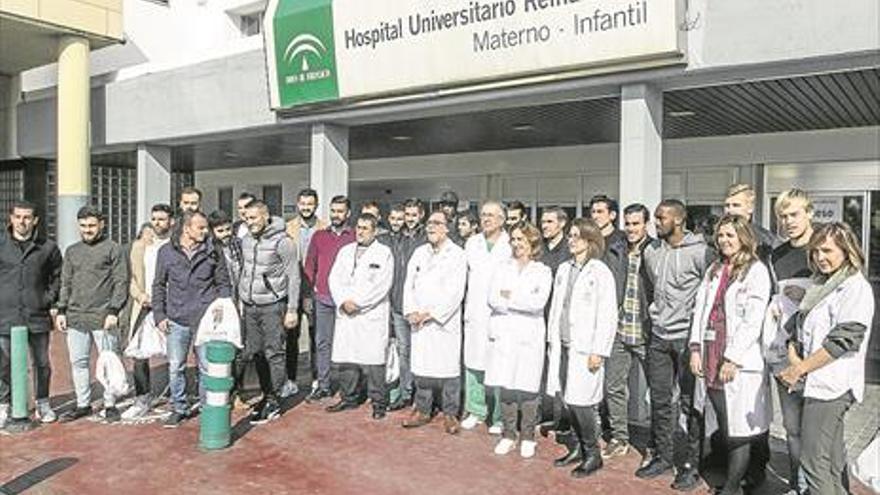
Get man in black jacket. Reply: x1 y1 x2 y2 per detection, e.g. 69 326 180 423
153 210 232 428
56 206 129 423
0 201 63 427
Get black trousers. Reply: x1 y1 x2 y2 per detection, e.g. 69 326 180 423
133 358 151 396
333 362 387 409
242 301 288 398
646 336 701 469
569 404 600 453
414 375 460 417
0 331 51 403
708 388 755 494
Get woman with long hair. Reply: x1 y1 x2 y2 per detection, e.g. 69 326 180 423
545 218 618 477
485 222 552 458
689 214 772 494
778 222 875 495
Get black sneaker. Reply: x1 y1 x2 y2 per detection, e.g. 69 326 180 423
306 388 332 403
103 407 121 424
251 399 280 425
671 464 701 491
248 399 267 422
59 406 93 423
163 411 188 429
635 457 674 479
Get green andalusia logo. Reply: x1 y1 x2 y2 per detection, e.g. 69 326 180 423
273 0 339 107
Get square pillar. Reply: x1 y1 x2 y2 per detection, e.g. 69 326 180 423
310 124 349 221
136 144 171 227
619 84 663 214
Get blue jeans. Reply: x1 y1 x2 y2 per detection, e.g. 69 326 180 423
67 328 118 408
314 299 336 391
166 321 208 415
391 311 413 401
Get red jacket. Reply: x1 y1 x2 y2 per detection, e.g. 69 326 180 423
304 226 355 304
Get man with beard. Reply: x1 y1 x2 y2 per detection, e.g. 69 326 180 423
286 189 328 398
303 196 355 402
439 190 464 247
56 206 129 423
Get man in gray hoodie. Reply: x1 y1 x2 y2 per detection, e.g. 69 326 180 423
239 200 300 424
635 199 713 491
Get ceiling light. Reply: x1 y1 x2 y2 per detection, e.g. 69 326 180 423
512 123 534 131
668 110 697 118
391 135 412 141
223 151 239 158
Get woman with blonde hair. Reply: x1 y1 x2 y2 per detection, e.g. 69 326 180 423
689 214 772 494
778 222 875 495
485 222 552 458
546 218 618 477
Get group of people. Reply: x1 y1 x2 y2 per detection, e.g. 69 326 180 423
0 182 874 495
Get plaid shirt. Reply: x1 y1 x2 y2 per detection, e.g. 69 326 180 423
618 246 644 345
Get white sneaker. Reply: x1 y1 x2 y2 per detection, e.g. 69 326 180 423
280 379 299 399
494 438 516 455
0 403 8 428
488 424 503 435
520 440 537 458
461 414 483 430
36 399 57 423
121 397 151 420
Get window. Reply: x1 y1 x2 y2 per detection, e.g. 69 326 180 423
239 12 263 37
218 187 233 218
263 185 282 217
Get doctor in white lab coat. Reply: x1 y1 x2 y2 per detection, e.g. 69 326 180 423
546 218 618 478
325 213 394 419
400 211 468 434
484 223 552 458
461 201 511 431
688 215 771 495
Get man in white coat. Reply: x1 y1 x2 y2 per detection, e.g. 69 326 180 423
462 201 511 432
325 213 394 420
401 211 467 434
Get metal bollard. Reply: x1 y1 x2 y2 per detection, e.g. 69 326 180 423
200 340 235 450
6 326 36 432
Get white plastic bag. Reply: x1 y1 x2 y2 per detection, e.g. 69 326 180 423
195 298 242 348
852 434 880 492
96 335 130 398
385 338 400 384
124 311 166 359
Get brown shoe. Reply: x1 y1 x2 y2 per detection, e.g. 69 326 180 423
443 414 460 435
402 410 432 428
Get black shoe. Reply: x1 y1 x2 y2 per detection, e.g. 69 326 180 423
372 406 387 420
635 457 674 479
306 388 332 403
163 411 188 429
554 445 583 467
59 406 92 423
538 421 555 438
248 398 267 421
671 464 701 492
571 448 603 478
103 407 121 424
325 400 358 413
251 399 280 425
387 397 411 412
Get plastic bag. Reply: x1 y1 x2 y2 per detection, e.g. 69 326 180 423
385 338 400 384
124 311 166 359
852 434 880 492
195 298 242 349
96 334 130 398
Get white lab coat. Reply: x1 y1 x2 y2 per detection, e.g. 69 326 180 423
328 241 394 366
403 240 467 379
689 261 772 438
484 258 552 394
464 231 512 371
546 259 618 407
797 272 874 402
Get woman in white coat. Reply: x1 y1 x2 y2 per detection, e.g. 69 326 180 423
778 222 875 495
688 214 771 495
326 214 394 419
546 218 618 478
485 223 552 458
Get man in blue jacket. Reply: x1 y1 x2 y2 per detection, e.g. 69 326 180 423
153 210 231 428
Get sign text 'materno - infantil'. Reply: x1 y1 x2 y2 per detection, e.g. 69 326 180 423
264 0 685 110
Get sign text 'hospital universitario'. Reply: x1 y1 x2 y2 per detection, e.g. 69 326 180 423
264 0 686 110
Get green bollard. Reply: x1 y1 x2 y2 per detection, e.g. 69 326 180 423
10 326 29 420
199 340 235 450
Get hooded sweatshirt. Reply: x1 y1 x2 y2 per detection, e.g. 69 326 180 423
239 216 300 313
641 231 714 340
